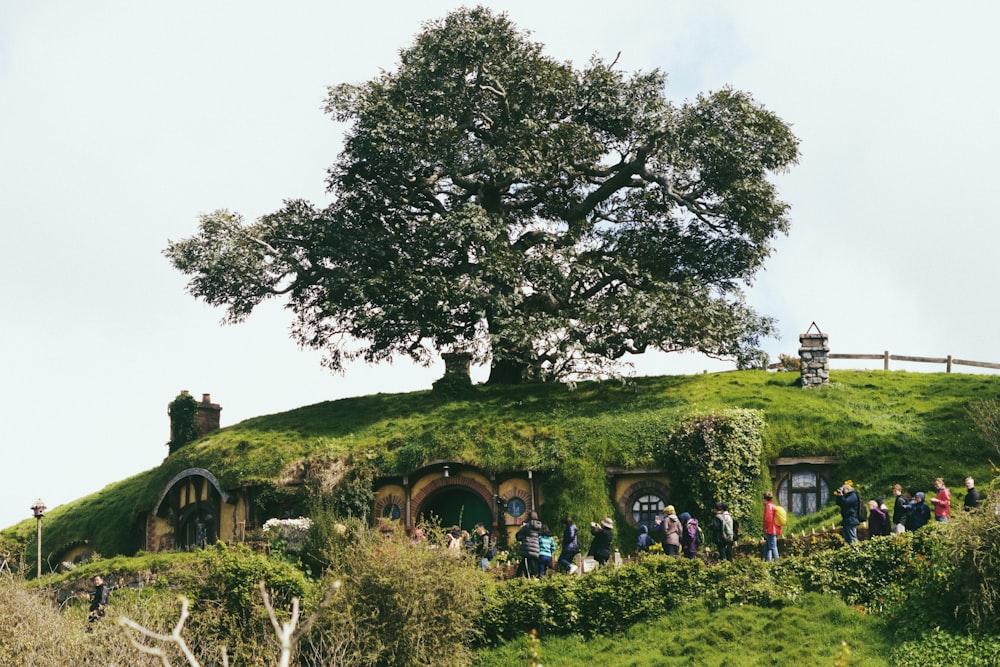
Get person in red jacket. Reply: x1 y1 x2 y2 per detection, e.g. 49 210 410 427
762 492 781 562
931 477 951 522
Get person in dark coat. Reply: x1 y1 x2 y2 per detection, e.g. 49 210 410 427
516 511 542 578
908 491 931 530
891 484 909 533
835 482 861 544
965 477 981 511
866 499 888 538
636 523 654 553
87 575 110 631
588 517 614 566
711 501 735 562
557 515 581 574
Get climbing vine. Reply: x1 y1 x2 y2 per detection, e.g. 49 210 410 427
657 408 765 524
167 391 199 454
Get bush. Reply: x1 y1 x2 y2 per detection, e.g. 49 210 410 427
305 523 494 667
160 543 313 666
890 627 1000 666
939 498 1000 630
657 409 765 524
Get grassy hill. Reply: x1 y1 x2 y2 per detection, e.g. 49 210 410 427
5 369 999 561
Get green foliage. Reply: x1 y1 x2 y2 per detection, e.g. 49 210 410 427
165 7 798 384
478 526 964 647
538 458 614 551
969 398 1000 457
305 523 493 667
160 544 313 666
478 594 891 667
331 473 375 523
938 500 1000 630
890 627 1000 666
7 369 1000 567
167 391 199 453
659 408 765 522
779 529 950 615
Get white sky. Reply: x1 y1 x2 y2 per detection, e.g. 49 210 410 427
3 1 998 530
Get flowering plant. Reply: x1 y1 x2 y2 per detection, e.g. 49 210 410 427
262 517 313 553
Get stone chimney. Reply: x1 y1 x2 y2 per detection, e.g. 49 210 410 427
195 393 222 436
441 352 472 382
799 323 830 388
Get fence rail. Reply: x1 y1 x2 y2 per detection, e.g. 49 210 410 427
827 352 1000 373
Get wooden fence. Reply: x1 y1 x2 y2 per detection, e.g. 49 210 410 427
828 352 1000 373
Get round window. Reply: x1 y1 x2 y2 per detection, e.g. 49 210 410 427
381 503 401 521
506 497 526 518
631 493 665 527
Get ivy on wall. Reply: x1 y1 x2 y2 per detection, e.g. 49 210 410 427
167 391 199 454
657 408 765 524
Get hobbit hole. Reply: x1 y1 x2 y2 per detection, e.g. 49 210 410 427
138 392 838 555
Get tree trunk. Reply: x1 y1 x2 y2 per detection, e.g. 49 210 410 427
486 357 530 385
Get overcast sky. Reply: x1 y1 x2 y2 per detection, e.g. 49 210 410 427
3 1 998 531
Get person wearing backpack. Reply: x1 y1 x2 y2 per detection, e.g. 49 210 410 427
655 505 683 556
678 511 700 559
762 492 781 562
711 501 735 562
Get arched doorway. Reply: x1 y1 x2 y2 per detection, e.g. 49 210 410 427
418 487 492 532
178 504 218 548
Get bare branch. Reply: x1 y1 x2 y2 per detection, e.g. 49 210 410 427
119 596 201 667
259 580 301 667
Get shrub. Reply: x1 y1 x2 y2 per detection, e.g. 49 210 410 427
305 523 494 667
168 543 313 666
890 627 1000 666
939 498 1000 630
657 409 765 523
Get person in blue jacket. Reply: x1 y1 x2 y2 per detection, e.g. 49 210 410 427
835 482 862 544
636 523 655 553
907 491 931 530
538 524 556 577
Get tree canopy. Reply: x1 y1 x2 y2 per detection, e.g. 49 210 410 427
165 7 799 384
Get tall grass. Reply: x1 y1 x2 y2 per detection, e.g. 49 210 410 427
475 593 889 667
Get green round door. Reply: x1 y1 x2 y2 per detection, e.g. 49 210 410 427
418 487 492 532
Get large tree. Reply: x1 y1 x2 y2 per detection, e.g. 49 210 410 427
165 7 799 384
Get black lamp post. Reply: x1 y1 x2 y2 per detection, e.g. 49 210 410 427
30 499 46 578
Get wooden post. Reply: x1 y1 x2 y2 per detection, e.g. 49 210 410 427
947 355 953 373
883 351 889 371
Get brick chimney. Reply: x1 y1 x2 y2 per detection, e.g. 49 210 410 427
195 393 222 436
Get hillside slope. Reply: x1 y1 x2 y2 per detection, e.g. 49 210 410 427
5 369 998 560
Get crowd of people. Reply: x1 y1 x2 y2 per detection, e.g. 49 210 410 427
459 475 982 577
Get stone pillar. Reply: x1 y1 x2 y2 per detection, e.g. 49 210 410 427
441 352 472 381
799 328 830 388
434 351 473 393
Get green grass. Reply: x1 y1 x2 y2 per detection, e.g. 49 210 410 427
474 593 889 666
6 369 1000 559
